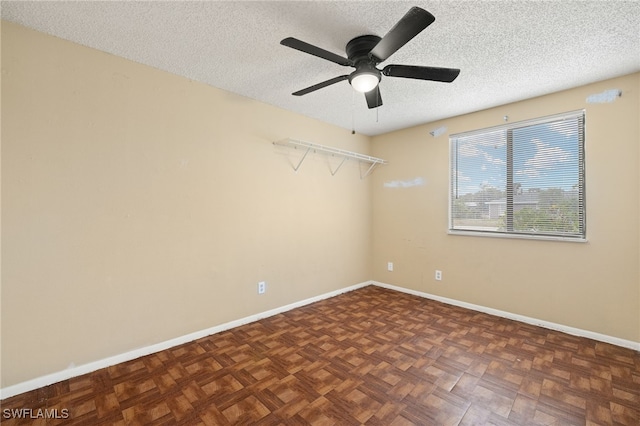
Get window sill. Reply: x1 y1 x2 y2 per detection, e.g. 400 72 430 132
448 229 587 243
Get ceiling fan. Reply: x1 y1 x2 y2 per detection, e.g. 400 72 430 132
281 6 460 109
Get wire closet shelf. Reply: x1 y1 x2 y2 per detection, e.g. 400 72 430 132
273 138 387 179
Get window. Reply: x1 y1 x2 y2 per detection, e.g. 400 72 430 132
449 110 585 240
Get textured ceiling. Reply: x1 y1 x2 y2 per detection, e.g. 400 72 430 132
2 1 639 136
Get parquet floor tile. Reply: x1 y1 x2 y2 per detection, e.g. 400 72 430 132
2 286 639 425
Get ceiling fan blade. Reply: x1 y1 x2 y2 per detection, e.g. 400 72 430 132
292 75 349 96
383 65 460 82
281 37 354 67
365 87 383 109
369 7 435 63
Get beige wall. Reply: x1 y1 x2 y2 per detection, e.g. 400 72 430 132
1 22 372 387
2 20 639 391
371 72 640 343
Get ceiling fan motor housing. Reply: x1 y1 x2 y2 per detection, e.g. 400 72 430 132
346 35 382 91
346 35 381 62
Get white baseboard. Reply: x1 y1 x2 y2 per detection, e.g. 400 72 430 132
3 279 638 399
371 281 640 352
0 281 371 400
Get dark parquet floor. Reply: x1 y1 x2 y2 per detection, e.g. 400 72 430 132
2 286 639 425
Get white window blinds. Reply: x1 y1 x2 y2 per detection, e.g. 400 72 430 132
450 110 585 240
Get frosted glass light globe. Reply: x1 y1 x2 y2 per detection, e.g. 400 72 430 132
350 73 379 93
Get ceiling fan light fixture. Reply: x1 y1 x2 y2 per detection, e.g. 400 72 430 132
349 69 380 93
282 7 457 109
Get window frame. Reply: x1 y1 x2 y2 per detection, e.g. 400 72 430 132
448 110 586 242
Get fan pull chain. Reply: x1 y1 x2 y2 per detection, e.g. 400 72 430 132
376 85 380 123
351 89 356 134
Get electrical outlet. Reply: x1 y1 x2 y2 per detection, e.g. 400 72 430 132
258 281 266 294
435 270 442 281
387 262 394 272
